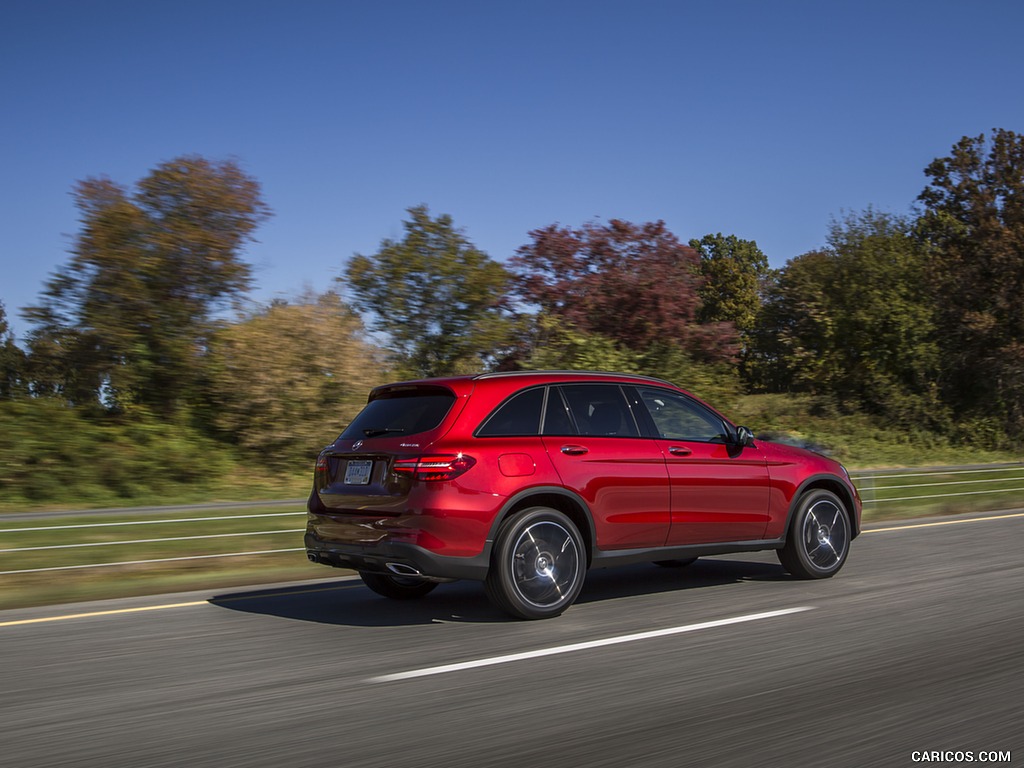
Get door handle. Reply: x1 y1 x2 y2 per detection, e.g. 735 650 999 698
668 446 692 456
560 445 589 456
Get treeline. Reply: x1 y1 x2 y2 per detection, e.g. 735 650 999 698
1 130 1023 499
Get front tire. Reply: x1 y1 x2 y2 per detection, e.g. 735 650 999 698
360 571 438 599
777 489 851 579
485 507 586 620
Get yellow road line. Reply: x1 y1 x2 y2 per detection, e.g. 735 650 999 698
0 582 359 628
0 600 208 627
864 511 1024 533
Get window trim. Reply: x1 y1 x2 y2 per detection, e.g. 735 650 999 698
541 385 578 436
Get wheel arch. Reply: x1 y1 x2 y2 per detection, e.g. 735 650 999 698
489 486 596 567
784 474 861 540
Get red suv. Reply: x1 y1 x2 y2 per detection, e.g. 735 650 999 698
305 371 861 619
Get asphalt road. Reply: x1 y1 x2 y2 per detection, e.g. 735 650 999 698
2 511 1022 768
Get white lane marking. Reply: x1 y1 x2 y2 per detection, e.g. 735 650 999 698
369 606 814 683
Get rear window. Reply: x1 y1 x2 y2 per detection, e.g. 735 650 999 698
476 387 545 436
340 388 456 440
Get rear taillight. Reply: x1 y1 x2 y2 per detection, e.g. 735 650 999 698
393 454 476 481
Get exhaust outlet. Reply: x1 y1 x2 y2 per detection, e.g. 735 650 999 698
306 552 319 563
386 562 422 577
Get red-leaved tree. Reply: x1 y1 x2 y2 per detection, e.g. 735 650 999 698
511 219 737 362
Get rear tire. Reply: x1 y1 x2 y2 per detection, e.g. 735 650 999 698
485 507 586 620
777 489 851 579
360 571 438 599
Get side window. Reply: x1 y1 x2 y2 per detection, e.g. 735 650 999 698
477 387 545 436
557 384 639 437
638 387 728 442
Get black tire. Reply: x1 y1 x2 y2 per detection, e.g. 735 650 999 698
359 571 438 599
777 489 851 579
653 558 698 568
485 507 586 620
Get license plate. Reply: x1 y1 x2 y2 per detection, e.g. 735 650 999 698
344 459 374 485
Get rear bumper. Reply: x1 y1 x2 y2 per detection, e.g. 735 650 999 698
304 531 492 581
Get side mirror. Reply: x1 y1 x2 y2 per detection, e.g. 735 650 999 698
735 425 756 448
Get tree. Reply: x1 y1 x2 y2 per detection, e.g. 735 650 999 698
345 205 514 377
512 219 737 363
0 302 27 398
690 233 770 336
516 314 641 374
202 292 381 464
917 129 1024 436
749 250 837 395
750 210 942 426
23 156 270 413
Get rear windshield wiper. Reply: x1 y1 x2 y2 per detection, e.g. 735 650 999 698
362 427 407 437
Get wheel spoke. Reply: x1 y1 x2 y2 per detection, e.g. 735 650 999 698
808 539 839 566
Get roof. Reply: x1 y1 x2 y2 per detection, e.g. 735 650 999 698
370 370 679 397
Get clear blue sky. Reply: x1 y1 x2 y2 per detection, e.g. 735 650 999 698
2 0 1022 339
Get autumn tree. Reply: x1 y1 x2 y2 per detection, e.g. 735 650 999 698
203 292 381 464
511 219 737 363
24 156 270 413
917 129 1024 435
345 205 514 377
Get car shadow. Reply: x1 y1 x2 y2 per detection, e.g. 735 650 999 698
208 557 790 627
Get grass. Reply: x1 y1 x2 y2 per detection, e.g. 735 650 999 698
0 468 313 515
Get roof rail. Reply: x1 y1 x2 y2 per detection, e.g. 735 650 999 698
472 370 676 387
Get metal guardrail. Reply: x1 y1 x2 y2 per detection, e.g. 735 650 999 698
0 509 307 576
2 463 1024 576
851 463 1024 511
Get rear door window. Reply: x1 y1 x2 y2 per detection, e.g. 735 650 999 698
556 384 640 437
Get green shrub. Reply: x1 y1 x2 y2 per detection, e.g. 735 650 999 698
0 400 303 510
